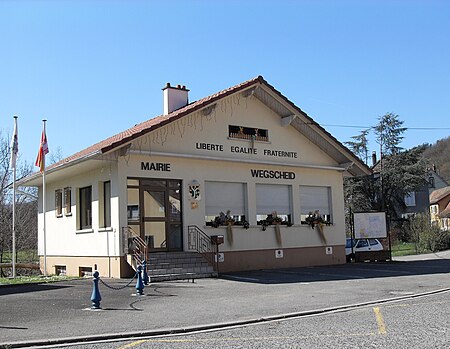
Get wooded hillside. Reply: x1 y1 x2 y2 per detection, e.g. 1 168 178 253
423 136 450 183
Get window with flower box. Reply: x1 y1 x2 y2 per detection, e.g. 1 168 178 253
205 181 247 226
228 125 268 142
256 184 292 225
299 186 332 224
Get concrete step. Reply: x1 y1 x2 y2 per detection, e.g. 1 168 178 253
150 261 210 268
148 266 214 275
149 272 217 283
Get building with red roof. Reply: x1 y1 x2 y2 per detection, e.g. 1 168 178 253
20 76 370 278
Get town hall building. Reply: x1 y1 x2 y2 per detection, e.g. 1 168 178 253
19 76 371 278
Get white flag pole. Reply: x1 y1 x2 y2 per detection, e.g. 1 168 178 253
42 119 47 277
11 116 18 278
12 162 16 278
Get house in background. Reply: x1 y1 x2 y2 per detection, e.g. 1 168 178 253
402 167 448 219
430 186 450 231
18 76 370 278
427 165 449 195
371 154 449 220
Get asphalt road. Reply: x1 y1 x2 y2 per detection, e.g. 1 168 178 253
1 251 449 348
75 291 450 349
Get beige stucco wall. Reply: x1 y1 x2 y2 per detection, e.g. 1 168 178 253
131 95 337 167
37 91 348 277
36 162 126 278
118 153 346 252
39 256 124 278
117 94 347 252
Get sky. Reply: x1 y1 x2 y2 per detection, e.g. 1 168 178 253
1 0 449 168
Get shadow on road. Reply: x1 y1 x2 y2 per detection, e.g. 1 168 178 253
221 259 450 284
0 283 73 296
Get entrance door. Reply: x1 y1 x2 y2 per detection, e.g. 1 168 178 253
141 179 182 251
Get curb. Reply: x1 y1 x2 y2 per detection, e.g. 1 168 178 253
2 286 450 348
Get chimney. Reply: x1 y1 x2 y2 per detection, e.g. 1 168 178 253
372 151 377 167
162 82 189 115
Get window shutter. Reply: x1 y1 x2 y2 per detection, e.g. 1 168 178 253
256 184 291 215
205 182 245 216
300 186 330 215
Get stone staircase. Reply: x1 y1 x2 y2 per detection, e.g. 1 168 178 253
147 251 216 282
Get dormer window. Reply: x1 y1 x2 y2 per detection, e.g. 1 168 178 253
229 125 268 142
429 176 435 188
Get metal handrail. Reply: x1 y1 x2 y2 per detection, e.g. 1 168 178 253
122 226 148 268
187 225 215 270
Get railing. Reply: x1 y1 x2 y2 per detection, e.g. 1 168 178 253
187 225 215 270
122 226 148 268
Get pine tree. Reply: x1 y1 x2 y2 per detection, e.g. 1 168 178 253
373 112 407 156
344 129 370 164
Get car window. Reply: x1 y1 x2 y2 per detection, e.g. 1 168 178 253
356 239 369 248
345 239 355 248
369 239 379 246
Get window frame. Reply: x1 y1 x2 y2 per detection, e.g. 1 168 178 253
205 181 247 226
404 192 416 207
103 181 111 228
79 186 92 230
64 187 72 216
299 185 333 225
255 184 292 226
55 189 63 218
228 125 269 142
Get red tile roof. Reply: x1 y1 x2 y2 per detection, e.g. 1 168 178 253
440 202 450 218
20 74 370 184
47 76 264 171
430 186 450 205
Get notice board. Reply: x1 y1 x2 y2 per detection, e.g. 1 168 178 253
353 212 387 239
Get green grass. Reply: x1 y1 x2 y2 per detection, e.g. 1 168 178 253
0 275 78 286
391 242 418 257
1 249 39 263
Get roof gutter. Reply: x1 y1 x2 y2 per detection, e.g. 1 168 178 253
17 150 103 186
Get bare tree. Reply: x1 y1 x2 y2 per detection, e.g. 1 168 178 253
0 131 37 276
49 145 64 165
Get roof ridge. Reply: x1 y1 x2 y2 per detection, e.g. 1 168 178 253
46 76 263 171
22 74 370 182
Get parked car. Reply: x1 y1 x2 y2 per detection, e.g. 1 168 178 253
346 238 383 262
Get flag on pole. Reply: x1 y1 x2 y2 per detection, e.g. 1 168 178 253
35 122 49 172
10 116 19 169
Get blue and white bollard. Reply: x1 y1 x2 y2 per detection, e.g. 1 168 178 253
91 271 101 309
135 265 144 295
142 260 149 286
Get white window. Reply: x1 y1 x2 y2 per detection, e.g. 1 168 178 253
79 186 92 230
205 181 246 225
299 186 332 224
404 192 416 207
431 205 438 215
99 181 111 228
256 184 291 224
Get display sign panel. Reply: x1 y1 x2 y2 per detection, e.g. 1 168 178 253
353 212 387 239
